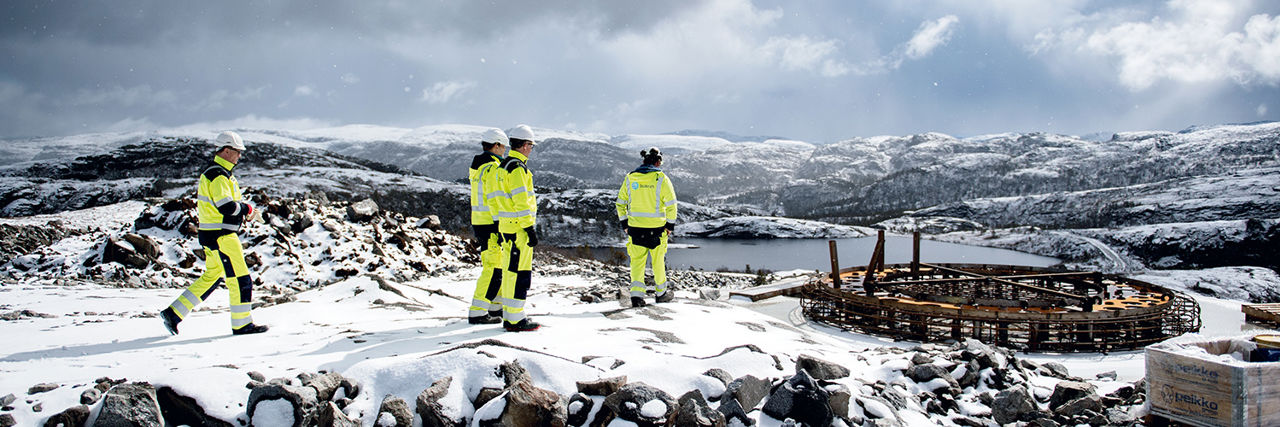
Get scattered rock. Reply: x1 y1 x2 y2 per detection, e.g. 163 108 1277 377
796 354 850 380
157 386 232 427
42 406 90 424
247 371 267 382
676 390 726 427
96 382 163 427
567 393 594 427
716 396 752 426
910 353 934 366
0 394 15 406
302 372 346 402
1095 371 1117 381
499 360 532 389
597 382 676 426
79 387 102 405
1048 381 1096 408
416 377 460 427
1041 362 1071 379
701 369 733 389
473 387 503 411
724 375 770 410
577 376 627 397
761 370 833 427
826 383 852 420
499 380 565 427
992 385 1037 425
347 199 380 222
416 215 442 230
317 402 360 427
0 414 13 427
377 394 413 427
247 383 320 427
1053 393 1102 419
27 383 59 395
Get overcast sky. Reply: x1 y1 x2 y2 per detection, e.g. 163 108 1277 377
2 0 1278 142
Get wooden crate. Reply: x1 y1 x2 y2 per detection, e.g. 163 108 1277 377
1242 303 1280 327
1147 338 1280 427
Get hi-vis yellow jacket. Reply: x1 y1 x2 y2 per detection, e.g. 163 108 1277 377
197 156 251 232
494 150 537 233
469 152 504 225
616 166 677 229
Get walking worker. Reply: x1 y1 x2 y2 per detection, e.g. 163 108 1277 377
467 128 508 324
492 124 541 332
616 147 677 307
160 131 269 335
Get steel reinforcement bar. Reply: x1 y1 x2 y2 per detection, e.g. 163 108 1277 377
799 282 1201 353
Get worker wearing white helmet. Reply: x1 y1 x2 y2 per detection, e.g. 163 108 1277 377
467 128 509 324
491 124 541 331
160 131 269 336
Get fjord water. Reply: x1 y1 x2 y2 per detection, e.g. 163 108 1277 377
664 235 1059 272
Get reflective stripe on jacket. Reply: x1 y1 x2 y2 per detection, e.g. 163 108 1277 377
469 152 504 225
495 150 537 233
197 156 250 232
616 167 677 229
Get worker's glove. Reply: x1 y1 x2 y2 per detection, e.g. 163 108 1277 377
618 219 628 233
664 222 675 233
524 226 538 247
246 204 264 223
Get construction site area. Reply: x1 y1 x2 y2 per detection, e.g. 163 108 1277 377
796 232 1204 353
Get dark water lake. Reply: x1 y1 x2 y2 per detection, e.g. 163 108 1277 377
591 236 1059 272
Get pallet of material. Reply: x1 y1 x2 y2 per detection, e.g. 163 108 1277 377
1242 303 1280 327
1146 335 1280 427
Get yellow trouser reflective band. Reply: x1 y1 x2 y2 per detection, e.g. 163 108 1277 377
230 304 252 314
503 307 526 322
231 316 254 328
469 298 491 314
170 299 193 317
630 281 646 297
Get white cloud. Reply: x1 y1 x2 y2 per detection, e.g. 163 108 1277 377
67 85 178 107
294 85 315 96
759 36 840 72
193 86 268 111
340 73 361 84
421 80 477 104
905 15 960 59
167 115 334 133
1041 0 1280 90
1260 103 1269 116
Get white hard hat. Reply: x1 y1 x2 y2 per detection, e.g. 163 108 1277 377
507 124 536 144
482 128 509 145
215 131 246 151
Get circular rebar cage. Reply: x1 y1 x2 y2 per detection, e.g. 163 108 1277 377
799 263 1201 353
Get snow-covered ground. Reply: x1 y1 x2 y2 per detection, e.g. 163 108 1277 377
3 256 1276 426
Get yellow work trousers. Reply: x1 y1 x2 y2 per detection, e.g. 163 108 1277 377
627 231 669 298
498 228 534 325
167 231 255 330
469 226 504 319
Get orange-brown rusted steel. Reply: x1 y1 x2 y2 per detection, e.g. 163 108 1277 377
800 261 1201 353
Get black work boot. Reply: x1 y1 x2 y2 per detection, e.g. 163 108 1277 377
655 291 674 303
469 314 502 324
232 323 270 335
160 308 181 335
631 297 647 308
503 319 541 332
